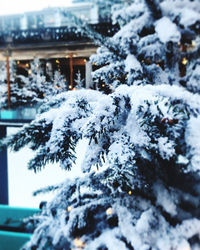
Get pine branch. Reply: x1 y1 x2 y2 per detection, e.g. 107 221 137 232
61 10 126 59
33 184 61 196
145 0 162 20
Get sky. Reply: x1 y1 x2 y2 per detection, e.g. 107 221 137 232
0 0 72 16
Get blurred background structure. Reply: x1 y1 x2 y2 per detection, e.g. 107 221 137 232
0 0 118 206
0 0 117 95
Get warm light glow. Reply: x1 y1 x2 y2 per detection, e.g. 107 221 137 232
106 207 113 215
74 238 85 248
67 206 73 212
69 85 73 89
55 85 61 89
156 64 160 67
128 191 132 195
182 57 188 65
102 84 105 87
26 63 29 67
192 40 196 47
56 60 60 64
17 61 20 64
28 69 32 75
84 59 87 62
94 167 98 174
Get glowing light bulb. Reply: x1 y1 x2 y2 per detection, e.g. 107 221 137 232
74 238 85 248
67 206 73 212
192 40 196 47
106 207 113 215
182 57 188 65
128 191 132 195
94 167 98 174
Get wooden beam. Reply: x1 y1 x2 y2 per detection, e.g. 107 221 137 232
0 44 97 61
69 53 73 90
6 55 11 108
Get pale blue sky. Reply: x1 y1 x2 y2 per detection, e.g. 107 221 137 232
0 0 72 15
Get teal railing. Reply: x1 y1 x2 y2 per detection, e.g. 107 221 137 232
0 205 40 250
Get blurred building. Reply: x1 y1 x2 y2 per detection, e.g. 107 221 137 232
0 1 117 89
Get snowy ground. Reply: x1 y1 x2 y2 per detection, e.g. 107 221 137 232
7 127 85 208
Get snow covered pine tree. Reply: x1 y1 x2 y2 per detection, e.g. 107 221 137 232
0 58 67 108
1 0 200 249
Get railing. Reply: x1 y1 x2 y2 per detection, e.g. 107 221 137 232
0 105 39 205
0 105 39 124
0 205 40 250
0 23 119 47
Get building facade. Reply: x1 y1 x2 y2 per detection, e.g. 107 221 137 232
0 2 117 90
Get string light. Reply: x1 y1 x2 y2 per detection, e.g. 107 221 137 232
67 206 73 212
74 238 85 248
26 63 29 67
84 59 87 62
181 57 188 65
128 191 132 195
55 85 61 89
17 61 20 64
102 84 105 87
56 59 60 63
94 167 98 174
28 69 32 75
192 40 196 47
106 207 113 215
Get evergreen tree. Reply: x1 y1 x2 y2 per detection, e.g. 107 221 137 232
74 70 85 89
53 70 68 91
24 59 69 102
0 59 69 108
0 60 26 108
0 62 8 107
1 0 200 249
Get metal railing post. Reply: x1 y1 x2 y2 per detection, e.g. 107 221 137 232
0 126 8 204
